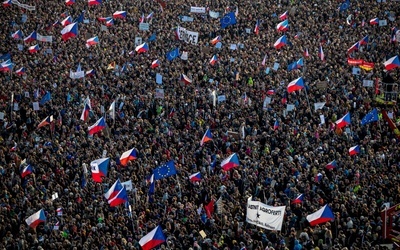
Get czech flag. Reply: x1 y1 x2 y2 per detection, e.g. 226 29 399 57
287 77 305 93
306 205 335 226
98 16 112 22
325 160 337 170
25 209 46 229
180 74 192 85
254 20 260 35
315 173 323 182
104 179 128 207
0 61 12 72
335 112 351 129
88 0 101 5
139 226 166 250
120 148 138 166
347 42 359 54
273 120 279 130
61 22 78 41
24 31 37 43
318 45 325 61
21 164 33 178
146 12 154 20
369 18 379 25
65 0 75 5
384 55 400 70
12 30 23 39
3 0 12 7
15 67 26 75
113 11 127 19
189 172 202 182
88 117 106 135
61 16 72 26
135 42 149 54
106 18 114 26
80 101 91 121
267 89 275 95
274 35 287 49
200 128 212 146
209 55 218 66
86 36 99 48
304 48 309 57
86 69 95 76
221 153 240 171
139 13 145 23
349 145 360 156
37 115 53 128
291 194 304 204
359 35 369 45
28 44 40 54
276 19 289 32
151 59 160 69
210 36 221 45
90 158 109 182
279 11 288 20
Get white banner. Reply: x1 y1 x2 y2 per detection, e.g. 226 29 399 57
190 6 206 13
314 102 326 111
122 180 133 191
69 70 84 79
209 11 220 19
246 197 286 231
178 26 199 45
37 33 53 43
12 0 35 11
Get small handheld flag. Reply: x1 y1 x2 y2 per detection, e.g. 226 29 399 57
189 172 202 182
287 77 305 93
200 129 212 146
88 117 106 135
139 226 166 250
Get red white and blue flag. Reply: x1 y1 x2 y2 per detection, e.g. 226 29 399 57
254 20 260 35
15 67 26 75
384 55 400 71
349 145 360 156
326 160 337 170
210 36 221 45
279 11 288 20
151 59 160 69
12 30 23 39
200 129 212 146
88 0 101 5
21 164 33 178
24 31 37 43
113 11 127 19
139 226 166 250
80 97 91 121
135 42 149 54
90 158 109 182
221 153 240 171
61 22 78 41
369 18 379 25
180 74 192 85
306 205 334 226
335 112 351 129
274 35 287 49
88 117 106 135
287 77 305 93
274 120 279 130
318 45 325 61
276 19 289 32
209 55 218 66
291 194 304 204
25 209 46 229
65 0 75 6
104 179 128 207
3 0 12 7
61 16 72 26
86 36 99 48
37 115 53 128
189 172 202 182
28 44 40 54
120 148 138 166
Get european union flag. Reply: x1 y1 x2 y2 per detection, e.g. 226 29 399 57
220 12 237 29
166 48 180 61
339 0 350 12
75 12 84 23
148 33 156 42
361 108 378 125
40 91 51 105
153 161 177 180
287 61 298 71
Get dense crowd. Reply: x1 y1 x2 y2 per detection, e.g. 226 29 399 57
0 0 400 249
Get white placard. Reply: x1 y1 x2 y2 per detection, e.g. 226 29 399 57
51 193 59 201
156 73 163 84
190 6 206 13
135 37 142 46
32 102 39 110
286 104 295 112
37 33 53 43
0 112 4 120
273 62 280 71
122 180 133 191
181 51 188 60
379 20 387 26
209 11 219 18
178 26 199 45
17 44 24 51
139 23 150 31
363 80 374 87
263 97 271 110
181 16 194 22
352 67 361 75
83 19 90 24
230 44 237 50
13 103 19 111
217 95 226 103
314 102 326 111
155 88 165 99
320 114 325 124
101 25 108 31
245 28 251 34
246 197 286 231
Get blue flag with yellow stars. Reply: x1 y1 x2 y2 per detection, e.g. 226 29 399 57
153 161 177 180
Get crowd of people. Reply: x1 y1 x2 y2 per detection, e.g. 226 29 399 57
0 0 400 249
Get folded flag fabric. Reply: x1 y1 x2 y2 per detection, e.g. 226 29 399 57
88 117 106 135
24 31 37 43
113 11 127 19
347 42 359 54
88 0 101 5
28 44 40 54
25 209 46 228
61 16 72 26
335 112 351 129
37 115 53 128
189 172 202 182
359 35 369 45
21 164 33 178
306 205 334 226
135 42 149 54
210 36 221 45
61 22 78 41
209 55 218 66
151 59 160 68
200 128 212 146
274 35 287 49
86 36 99 47
325 160 337 170
139 226 166 250
361 108 379 125
65 0 75 5
90 158 109 182
104 179 128 207
384 55 400 70
276 19 289 32
180 73 192 85
153 160 177 180
221 153 239 171
119 148 138 166
12 30 23 39
370 18 379 25
291 194 304 204
15 67 26 75
279 11 288 20
3 0 12 7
